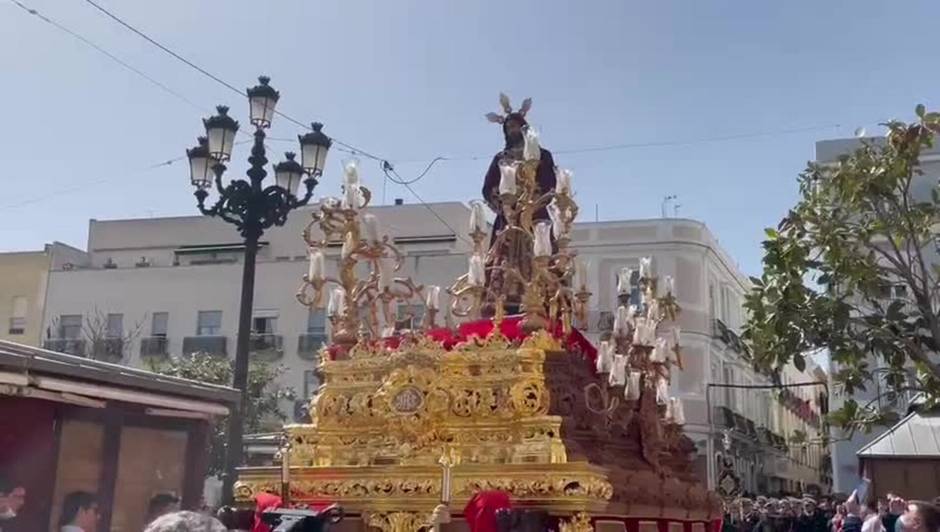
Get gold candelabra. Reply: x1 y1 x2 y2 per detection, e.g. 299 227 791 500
585 262 685 426
296 162 433 353
447 156 591 336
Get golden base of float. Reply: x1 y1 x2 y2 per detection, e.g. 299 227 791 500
235 330 721 531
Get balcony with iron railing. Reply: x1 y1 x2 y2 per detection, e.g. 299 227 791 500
182 335 227 356
297 333 327 360
140 336 169 358
42 338 86 357
89 337 124 362
249 333 283 361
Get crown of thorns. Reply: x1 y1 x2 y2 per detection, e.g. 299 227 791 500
485 93 532 124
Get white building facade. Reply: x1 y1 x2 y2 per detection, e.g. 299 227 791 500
40 206 827 491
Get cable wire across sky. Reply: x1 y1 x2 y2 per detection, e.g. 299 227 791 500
7 0 855 231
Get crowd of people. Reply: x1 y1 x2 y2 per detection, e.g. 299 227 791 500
722 494 940 532
0 475 207 532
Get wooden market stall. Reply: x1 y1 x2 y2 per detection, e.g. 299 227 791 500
0 340 238 532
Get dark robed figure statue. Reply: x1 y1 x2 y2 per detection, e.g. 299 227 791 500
480 94 557 313
481 94 557 245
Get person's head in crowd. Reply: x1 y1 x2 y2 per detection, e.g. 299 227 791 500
0 476 25 520
900 501 940 532
804 498 818 516
144 511 227 532
59 491 99 532
147 493 181 523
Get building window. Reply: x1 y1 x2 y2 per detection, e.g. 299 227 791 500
876 283 908 301
307 309 326 335
151 312 168 338
106 313 123 338
196 311 222 336
251 313 278 335
8 296 27 335
58 315 83 339
303 370 320 399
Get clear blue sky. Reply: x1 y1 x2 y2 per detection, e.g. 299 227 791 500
2 0 938 275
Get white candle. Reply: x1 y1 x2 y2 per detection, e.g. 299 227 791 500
665 397 675 421
651 337 668 363
468 254 485 286
644 320 658 345
663 275 675 296
533 221 552 257
327 288 347 317
646 298 659 320
281 446 290 485
523 127 541 162
625 371 641 401
343 159 360 186
361 213 380 244
378 257 393 291
656 377 669 405
639 257 652 280
498 162 517 195
595 340 613 373
617 268 634 295
469 200 488 233
632 317 647 345
426 285 441 310
341 232 355 260
613 305 630 337
381 325 396 338
627 305 638 326
671 397 685 425
672 326 681 348
343 184 360 210
547 201 564 239
608 354 626 387
307 249 324 282
555 167 572 195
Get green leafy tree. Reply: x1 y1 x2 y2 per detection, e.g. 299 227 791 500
744 107 940 434
149 353 295 475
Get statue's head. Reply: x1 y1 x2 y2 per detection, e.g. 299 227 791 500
503 114 528 147
485 93 532 149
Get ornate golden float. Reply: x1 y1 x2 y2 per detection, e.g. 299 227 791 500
234 128 721 531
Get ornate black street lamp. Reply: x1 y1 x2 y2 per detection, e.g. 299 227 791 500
186 75 332 504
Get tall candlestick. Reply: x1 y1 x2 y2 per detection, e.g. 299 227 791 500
613 305 630 337
596 340 613 373
555 167 573 195
426 285 441 310
533 221 552 257
671 397 685 425
307 249 324 282
469 200 488 233
523 127 541 162
656 377 669 405
547 201 564 240
327 288 347 317
625 371 641 401
362 213 381 244
617 268 634 295
651 337 668 363
663 275 675 296
498 162 517 195
639 257 653 280
608 354 626 386
468 254 485 286
341 231 355 260
343 184 360 210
